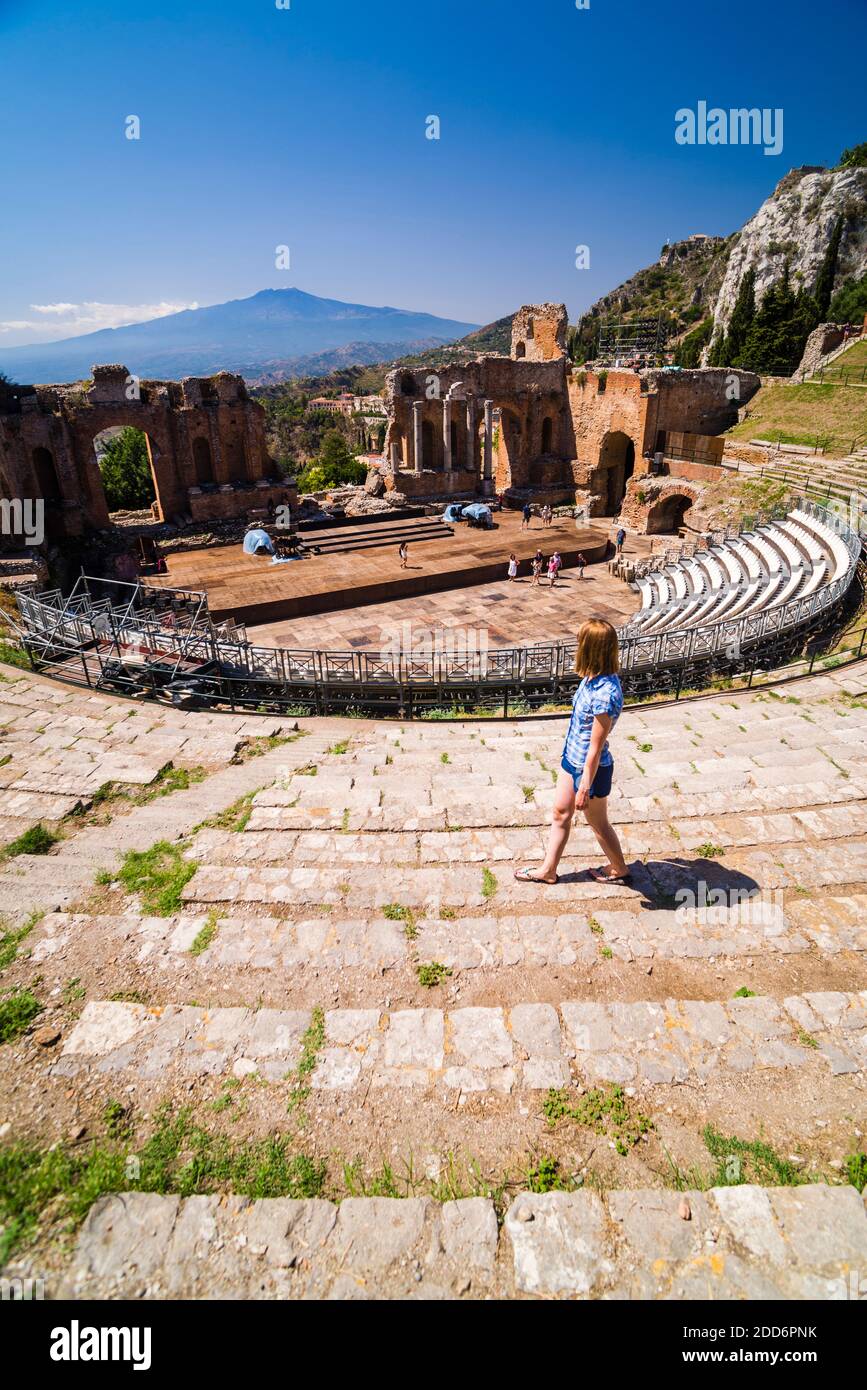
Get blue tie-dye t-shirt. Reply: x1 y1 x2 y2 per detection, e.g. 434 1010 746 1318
563 673 623 770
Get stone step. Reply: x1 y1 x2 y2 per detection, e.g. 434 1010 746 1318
189 800 867 867
242 771 867 831
33 891 867 980
52 990 867 1090
179 838 867 912
63 1183 867 1300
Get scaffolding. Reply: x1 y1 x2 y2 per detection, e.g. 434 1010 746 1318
596 316 668 366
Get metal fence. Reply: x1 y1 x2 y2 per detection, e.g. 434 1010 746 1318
13 498 864 718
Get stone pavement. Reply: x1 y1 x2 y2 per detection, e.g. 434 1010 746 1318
54 990 867 1090
64 1184 867 1300
5 658 867 1299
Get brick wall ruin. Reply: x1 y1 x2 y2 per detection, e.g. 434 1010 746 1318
383 304 760 530
0 364 295 545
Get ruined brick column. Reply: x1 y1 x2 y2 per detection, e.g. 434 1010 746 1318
466 399 476 480
483 399 494 493
412 401 423 472
442 398 452 472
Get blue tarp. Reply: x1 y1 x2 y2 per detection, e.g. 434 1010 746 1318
243 528 276 556
462 503 492 523
442 504 464 523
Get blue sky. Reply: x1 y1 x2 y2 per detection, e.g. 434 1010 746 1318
1 0 864 345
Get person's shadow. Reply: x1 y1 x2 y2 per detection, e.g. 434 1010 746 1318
556 856 762 912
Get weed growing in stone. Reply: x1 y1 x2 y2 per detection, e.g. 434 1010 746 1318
542 1085 653 1156
190 912 219 957
104 841 199 916
2 823 59 858
0 987 41 1043
417 962 451 988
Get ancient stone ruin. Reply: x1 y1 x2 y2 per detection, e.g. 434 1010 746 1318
384 303 760 530
0 364 295 544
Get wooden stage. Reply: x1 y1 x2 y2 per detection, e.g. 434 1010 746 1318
151 513 612 628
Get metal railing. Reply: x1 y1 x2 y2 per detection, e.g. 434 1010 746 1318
12 499 864 717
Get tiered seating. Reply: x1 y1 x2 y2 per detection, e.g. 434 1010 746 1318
629 507 853 637
3 659 867 1298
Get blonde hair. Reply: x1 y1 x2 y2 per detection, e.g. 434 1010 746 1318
575 618 620 678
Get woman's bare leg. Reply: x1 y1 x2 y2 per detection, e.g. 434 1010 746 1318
516 771 575 882
581 795 629 877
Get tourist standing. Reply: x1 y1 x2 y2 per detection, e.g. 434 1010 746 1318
616 526 626 556
522 502 532 530
547 553 559 587
399 541 409 569
514 618 630 885
531 554 543 586
507 553 518 582
576 551 586 580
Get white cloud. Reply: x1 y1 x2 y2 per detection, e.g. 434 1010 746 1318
0 300 199 342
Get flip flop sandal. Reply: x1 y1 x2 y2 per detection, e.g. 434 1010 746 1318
514 867 559 884
588 866 633 884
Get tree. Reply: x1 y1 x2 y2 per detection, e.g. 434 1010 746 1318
296 429 366 493
675 317 713 368
713 268 756 366
827 271 867 324
813 215 843 318
97 428 156 511
736 266 819 375
837 143 867 170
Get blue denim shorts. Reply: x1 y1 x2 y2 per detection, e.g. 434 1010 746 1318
561 756 614 799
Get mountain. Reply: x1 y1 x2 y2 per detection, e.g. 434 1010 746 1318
393 314 514 370
569 235 733 363
571 148 867 369
710 163 867 337
0 288 479 385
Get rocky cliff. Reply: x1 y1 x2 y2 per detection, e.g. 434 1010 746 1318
710 164 867 337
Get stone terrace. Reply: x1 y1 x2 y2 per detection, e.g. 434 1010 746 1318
2 660 867 1298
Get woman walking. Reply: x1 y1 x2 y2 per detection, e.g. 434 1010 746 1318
547 552 559 587
514 618 630 885
507 553 519 582
398 541 409 569
531 553 543 586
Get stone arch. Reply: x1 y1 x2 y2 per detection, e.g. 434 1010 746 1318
646 491 694 534
32 446 61 502
514 341 526 360
450 419 462 470
421 418 436 471
92 426 158 514
223 435 249 484
541 416 554 455
496 407 524 488
595 430 636 515
400 372 416 396
192 436 214 485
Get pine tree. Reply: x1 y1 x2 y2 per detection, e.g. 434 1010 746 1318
813 215 843 318
97 428 156 511
718 268 756 365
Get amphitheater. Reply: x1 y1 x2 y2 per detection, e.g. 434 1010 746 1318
2 326 867 1302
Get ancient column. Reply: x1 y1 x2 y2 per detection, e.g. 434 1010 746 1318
483 399 494 494
390 439 401 473
442 398 452 472
466 399 476 479
412 401 423 473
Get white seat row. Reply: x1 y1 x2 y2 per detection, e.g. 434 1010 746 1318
629 508 855 639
